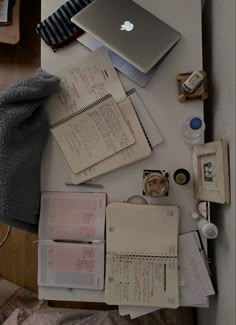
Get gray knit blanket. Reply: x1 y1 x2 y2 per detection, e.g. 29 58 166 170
0 69 60 233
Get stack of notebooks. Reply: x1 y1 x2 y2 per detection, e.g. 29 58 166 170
38 195 181 306
38 195 215 311
45 47 163 184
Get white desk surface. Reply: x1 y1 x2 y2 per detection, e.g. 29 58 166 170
39 0 204 302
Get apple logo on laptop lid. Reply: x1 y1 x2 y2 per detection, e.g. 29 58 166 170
120 21 134 31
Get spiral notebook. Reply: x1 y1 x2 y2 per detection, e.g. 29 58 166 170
68 89 153 184
50 95 135 174
46 48 136 174
105 202 180 308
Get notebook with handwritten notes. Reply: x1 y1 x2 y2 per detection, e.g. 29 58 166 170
46 47 135 174
105 202 180 308
38 192 106 290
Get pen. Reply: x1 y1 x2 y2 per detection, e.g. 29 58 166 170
54 239 104 244
65 182 104 188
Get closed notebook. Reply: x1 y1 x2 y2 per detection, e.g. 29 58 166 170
105 202 180 308
38 192 106 290
69 90 153 184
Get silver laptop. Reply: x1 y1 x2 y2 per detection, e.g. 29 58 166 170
71 0 181 73
77 32 157 87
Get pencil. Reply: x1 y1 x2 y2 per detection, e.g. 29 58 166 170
65 182 103 188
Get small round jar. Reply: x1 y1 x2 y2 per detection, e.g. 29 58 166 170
173 169 190 185
143 173 169 197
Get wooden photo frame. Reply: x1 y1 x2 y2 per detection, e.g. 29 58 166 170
192 140 230 204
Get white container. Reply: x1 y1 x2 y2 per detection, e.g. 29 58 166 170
183 71 204 93
183 116 205 144
191 211 218 239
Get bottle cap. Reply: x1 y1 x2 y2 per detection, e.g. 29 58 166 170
191 211 199 220
201 223 218 239
190 117 202 130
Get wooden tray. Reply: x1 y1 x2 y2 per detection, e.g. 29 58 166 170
0 0 20 44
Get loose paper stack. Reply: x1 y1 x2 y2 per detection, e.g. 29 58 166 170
118 231 215 319
105 203 180 308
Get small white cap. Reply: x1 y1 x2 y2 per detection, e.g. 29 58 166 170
191 211 199 220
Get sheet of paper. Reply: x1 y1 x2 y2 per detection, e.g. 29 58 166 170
38 241 104 290
0 0 9 23
77 32 103 51
46 47 126 126
39 192 106 241
105 255 178 308
118 305 160 318
178 232 215 306
69 96 152 184
51 96 135 174
193 231 211 275
128 92 163 148
118 298 209 319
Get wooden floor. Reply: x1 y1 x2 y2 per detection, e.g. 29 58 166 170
0 0 41 294
0 0 113 310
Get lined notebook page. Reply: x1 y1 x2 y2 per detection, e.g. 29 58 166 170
38 192 106 241
69 96 152 184
105 255 178 307
106 203 179 257
51 95 135 174
38 241 104 290
46 47 126 126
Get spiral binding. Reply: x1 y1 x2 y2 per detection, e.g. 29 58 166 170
108 251 177 259
50 93 112 130
50 87 152 152
117 88 136 100
110 255 177 261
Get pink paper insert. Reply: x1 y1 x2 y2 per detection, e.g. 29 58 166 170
47 196 100 239
47 244 96 273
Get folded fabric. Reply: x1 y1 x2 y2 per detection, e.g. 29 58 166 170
36 0 94 51
0 69 60 233
3 307 195 325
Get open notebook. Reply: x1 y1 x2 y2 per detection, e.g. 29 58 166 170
46 48 135 174
38 192 106 290
105 203 180 308
69 89 153 184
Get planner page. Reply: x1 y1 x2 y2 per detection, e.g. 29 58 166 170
38 241 104 290
105 255 179 308
106 203 179 257
38 192 106 241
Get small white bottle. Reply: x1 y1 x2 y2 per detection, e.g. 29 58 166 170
191 212 218 239
183 116 205 144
